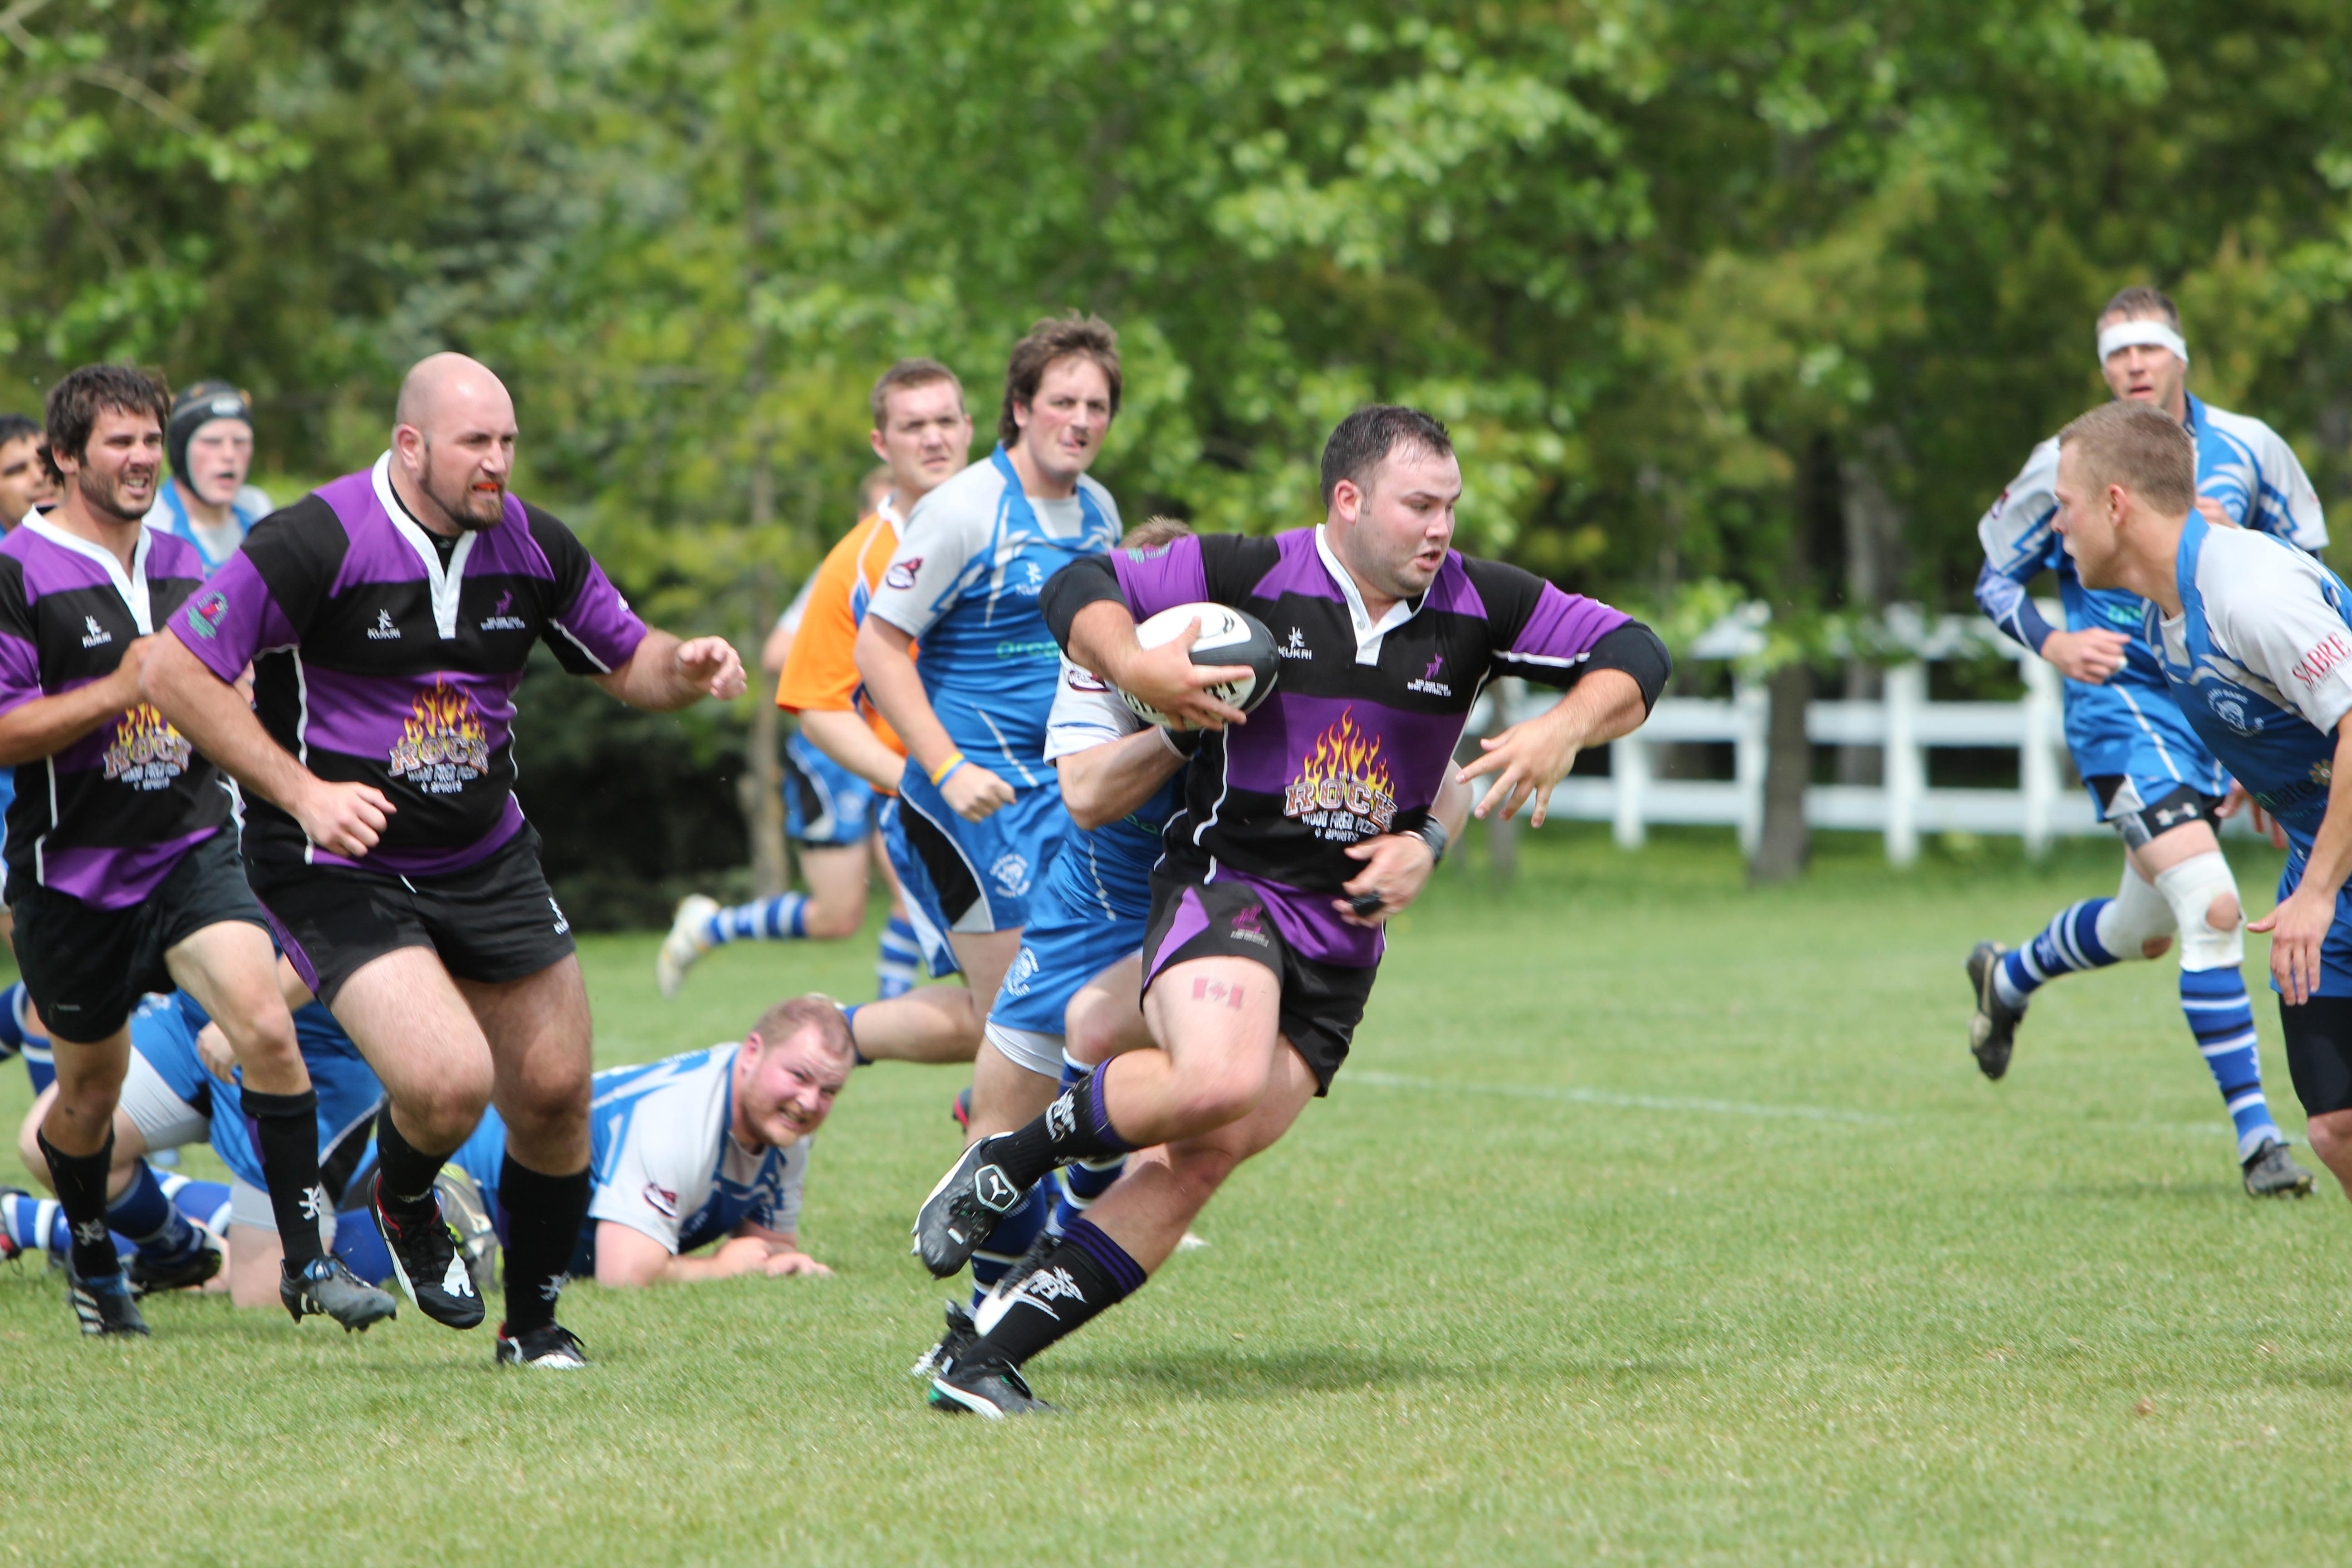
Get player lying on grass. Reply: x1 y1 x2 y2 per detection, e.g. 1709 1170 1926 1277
1970 287 2322 1196
911 404 1669 1416
342 995 855 1289
2049 398 2352 1211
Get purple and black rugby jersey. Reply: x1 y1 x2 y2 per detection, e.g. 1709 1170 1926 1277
0 519 226 907
1054 525 1635 966
166 454 647 876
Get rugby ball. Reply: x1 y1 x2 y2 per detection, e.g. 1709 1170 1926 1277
1119 602 1279 726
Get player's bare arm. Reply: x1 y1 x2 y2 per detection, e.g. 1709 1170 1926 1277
1460 666 1647 826
2249 715 2352 1005
142 633 395 859
1056 722 1189 831
854 614 1014 820
1062 600 1252 730
0 633 153 765
799 706 905 794
589 629 747 710
2039 626 2131 684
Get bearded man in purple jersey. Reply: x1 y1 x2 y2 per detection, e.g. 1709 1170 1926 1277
144 353 747 1370
913 405 1671 1416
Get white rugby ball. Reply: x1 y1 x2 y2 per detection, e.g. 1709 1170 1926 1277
1119 602 1280 727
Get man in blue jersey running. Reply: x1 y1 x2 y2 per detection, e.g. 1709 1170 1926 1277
2048 399 2352 1208
1969 287 2322 1197
854 316 1124 1152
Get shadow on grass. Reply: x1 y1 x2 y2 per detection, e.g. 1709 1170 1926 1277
1065 1343 1707 1401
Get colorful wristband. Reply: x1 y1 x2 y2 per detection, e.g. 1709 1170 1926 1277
930 752 967 787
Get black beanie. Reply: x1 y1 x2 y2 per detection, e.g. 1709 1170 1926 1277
167 380 253 482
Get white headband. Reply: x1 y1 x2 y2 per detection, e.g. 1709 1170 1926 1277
2097 319 2189 367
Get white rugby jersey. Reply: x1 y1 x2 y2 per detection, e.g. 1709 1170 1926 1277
584 1043 811 1254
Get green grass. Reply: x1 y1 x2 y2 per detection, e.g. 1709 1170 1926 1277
5 827 2349 1566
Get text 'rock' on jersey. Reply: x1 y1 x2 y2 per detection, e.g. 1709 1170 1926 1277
0 518 226 906
167 454 647 875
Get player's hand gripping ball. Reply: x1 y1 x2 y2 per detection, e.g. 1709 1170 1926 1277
1118 603 1280 728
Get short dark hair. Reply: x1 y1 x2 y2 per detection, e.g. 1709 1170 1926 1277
2058 399 2196 515
750 994 858 1066
998 313 1120 449
869 358 965 429
1318 405 1455 508
2098 285 2180 331
43 364 170 483
0 413 39 448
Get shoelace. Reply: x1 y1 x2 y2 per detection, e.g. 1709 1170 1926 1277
382 1199 459 1277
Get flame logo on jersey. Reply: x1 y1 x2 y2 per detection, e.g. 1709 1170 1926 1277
1283 708 1396 841
388 679 490 795
103 704 193 791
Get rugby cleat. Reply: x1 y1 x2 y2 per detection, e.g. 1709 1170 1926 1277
372 1174 486 1330
0 1185 26 1263
951 1086 972 1133
928 1356 1057 1418
2242 1138 2318 1199
282 1256 399 1331
495 1321 591 1370
127 1233 224 1297
435 1169 501 1292
655 894 721 998
907 1298 978 1381
1965 941 2026 1081
912 1134 1026 1279
66 1257 150 1338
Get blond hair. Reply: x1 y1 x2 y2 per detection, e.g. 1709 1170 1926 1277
2057 400 2195 516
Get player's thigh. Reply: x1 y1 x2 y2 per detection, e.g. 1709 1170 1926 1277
796 844 871 936
163 920 299 1063
225 1220 284 1309
2130 815 2222 878
949 927 1025 1010
1093 1048 1316 1270
1142 953 1285 1092
331 946 495 1122
872 830 906 904
1066 951 1149 1067
967 1032 1061 1139
457 954 592 1119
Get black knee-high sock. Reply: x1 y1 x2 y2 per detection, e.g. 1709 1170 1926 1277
38 1129 123 1281
499 1154 589 1333
243 1086 326 1271
985 1065 1135 1194
374 1104 448 1213
963 1217 1145 1368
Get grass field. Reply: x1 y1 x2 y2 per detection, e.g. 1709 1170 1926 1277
5 826 2350 1566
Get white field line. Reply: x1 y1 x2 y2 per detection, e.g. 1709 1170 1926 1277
1347 1069 2238 1139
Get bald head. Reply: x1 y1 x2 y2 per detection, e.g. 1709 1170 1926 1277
388 353 519 534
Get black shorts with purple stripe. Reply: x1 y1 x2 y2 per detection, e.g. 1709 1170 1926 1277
1138 865 1377 1096
245 825 574 1007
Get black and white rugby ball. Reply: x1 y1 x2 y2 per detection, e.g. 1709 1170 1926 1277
1119 602 1279 727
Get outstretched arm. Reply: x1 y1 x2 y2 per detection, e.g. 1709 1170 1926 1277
591 1220 828 1286
1056 724 1191 832
589 629 746 711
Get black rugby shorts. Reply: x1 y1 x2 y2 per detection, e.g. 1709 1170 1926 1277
11 829 271 1042
2086 775 2224 853
1137 867 1377 1097
245 824 575 1007
2280 996 2352 1118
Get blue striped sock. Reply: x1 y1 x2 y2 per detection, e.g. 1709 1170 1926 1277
876 916 921 1000
1997 898 2118 1008
157 1174 234 1236
705 894 808 946
0 1194 133 1259
2180 967 2279 1159
106 1161 200 1261
968 1183 1049 1309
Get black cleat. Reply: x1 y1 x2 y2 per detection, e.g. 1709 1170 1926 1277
929 1355 1057 1418
1966 941 2027 1080
127 1234 223 1297
281 1256 400 1331
951 1086 972 1133
912 1134 1027 1279
495 1321 591 1370
66 1256 150 1338
908 1298 978 1381
372 1173 486 1330
2243 1138 2318 1198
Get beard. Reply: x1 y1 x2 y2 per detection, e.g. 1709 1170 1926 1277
423 468 505 531
78 464 153 524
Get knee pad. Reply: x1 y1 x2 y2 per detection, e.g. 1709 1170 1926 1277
2096 860 2176 959
2154 851 2244 971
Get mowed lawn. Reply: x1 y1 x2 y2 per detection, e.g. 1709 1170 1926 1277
4 827 2350 1566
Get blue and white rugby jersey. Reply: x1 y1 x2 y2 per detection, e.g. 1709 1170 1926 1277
865 446 1121 788
1039 655 1188 921
582 1044 810 1254
1976 393 2325 787
146 480 274 571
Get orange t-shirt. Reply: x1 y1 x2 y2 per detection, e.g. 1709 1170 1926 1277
774 500 908 757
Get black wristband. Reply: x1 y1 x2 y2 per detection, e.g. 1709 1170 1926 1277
1413 818 1449 865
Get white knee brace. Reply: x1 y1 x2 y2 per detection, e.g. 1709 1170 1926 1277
2095 859 2176 960
2153 851 2244 971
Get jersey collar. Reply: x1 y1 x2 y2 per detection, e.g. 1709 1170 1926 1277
1313 524 1424 666
372 452 477 641
22 513 157 633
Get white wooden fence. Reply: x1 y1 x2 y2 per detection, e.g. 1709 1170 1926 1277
1478 601 2229 865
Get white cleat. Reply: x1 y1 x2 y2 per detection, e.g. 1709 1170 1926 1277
656 895 721 998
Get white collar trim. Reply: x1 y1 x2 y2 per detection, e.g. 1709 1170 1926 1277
1313 524 1423 665
372 452 477 640
24 514 156 633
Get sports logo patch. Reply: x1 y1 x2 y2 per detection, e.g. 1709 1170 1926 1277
389 678 490 795
642 1182 679 1218
103 704 193 791
885 557 921 591
1003 945 1039 997
1282 707 1396 843
990 851 1031 898
1066 667 1111 693
186 588 228 640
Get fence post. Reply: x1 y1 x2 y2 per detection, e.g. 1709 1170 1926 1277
1612 731 1649 849
2019 648 2060 859
1883 661 1925 866
1732 671 1767 856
